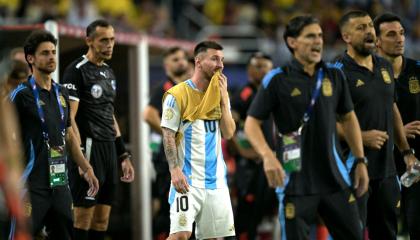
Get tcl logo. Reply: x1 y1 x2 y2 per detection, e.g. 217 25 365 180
63 84 77 90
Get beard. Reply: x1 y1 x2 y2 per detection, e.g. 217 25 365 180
353 43 373 57
172 67 187 77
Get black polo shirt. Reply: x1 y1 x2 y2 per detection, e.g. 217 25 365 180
232 82 275 149
62 56 116 141
248 59 354 195
336 53 396 179
11 80 71 190
394 57 420 175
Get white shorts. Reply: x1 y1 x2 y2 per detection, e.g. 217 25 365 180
168 185 235 239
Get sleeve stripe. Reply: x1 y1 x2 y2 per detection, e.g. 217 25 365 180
9 85 27 102
262 67 283 89
69 96 80 101
76 56 89 69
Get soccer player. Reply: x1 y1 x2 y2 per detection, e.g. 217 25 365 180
161 41 236 240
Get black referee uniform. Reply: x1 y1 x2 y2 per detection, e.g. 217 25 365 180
231 82 277 239
394 57 420 239
10 80 73 238
62 55 118 207
248 59 362 240
148 78 175 236
336 53 400 239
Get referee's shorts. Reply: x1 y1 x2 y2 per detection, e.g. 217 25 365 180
69 138 118 207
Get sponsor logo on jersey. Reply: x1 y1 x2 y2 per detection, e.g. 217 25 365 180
91 84 103 98
291 88 301 97
63 83 77 90
356 79 365 87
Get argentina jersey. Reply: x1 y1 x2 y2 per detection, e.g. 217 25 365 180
161 80 228 189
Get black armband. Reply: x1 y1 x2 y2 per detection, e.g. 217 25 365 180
115 136 128 158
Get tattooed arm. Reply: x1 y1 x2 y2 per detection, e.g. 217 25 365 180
162 127 189 193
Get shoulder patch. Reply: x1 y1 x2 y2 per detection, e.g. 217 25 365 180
262 67 283 89
240 86 253 101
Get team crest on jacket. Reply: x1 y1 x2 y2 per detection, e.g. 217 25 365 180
381 68 391 84
322 77 332 96
409 76 420 94
91 84 103 98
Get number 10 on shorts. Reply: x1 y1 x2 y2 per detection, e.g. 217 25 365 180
176 196 189 212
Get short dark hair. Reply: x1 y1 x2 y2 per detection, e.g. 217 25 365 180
163 47 184 59
339 10 369 32
86 19 112 38
23 30 57 69
247 52 272 66
194 41 223 57
283 15 319 53
373 13 402 36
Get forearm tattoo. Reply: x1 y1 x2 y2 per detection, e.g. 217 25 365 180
162 128 179 169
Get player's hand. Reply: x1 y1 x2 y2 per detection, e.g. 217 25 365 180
404 121 420 139
219 73 229 105
262 151 285 188
170 167 189 194
353 162 369 197
120 158 135 183
404 154 418 172
362 130 389 150
83 167 99 197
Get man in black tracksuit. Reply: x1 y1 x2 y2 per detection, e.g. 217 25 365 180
245 15 369 240
336 10 418 240
11 30 98 239
374 13 420 239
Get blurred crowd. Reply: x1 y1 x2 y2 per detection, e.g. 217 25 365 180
2 0 420 42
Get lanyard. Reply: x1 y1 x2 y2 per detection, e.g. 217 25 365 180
29 76 65 146
302 68 324 124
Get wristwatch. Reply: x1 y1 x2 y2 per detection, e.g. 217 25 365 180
355 157 368 166
401 148 415 157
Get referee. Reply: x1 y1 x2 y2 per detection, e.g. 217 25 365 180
375 13 420 239
62 20 135 240
245 15 369 240
336 10 417 239
10 30 98 239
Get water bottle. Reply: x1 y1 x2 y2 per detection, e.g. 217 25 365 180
400 162 420 188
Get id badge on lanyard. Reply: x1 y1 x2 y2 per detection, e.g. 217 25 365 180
281 126 302 173
29 76 68 188
48 145 68 187
279 68 324 173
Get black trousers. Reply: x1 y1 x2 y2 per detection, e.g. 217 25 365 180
280 188 363 240
356 176 400 240
402 181 420 240
29 186 73 239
